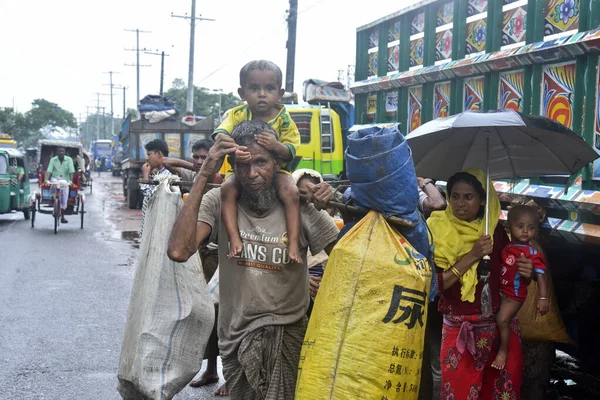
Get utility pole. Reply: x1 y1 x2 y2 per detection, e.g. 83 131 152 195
144 49 171 95
78 113 82 142
172 2 215 113
123 87 127 118
103 71 120 137
285 0 298 93
125 28 151 117
86 106 94 147
101 107 106 139
92 93 108 141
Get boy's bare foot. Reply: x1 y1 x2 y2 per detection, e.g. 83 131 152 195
189 371 219 387
491 351 508 370
228 236 243 259
288 242 303 264
215 382 229 396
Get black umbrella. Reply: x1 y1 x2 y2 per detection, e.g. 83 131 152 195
406 110 599 316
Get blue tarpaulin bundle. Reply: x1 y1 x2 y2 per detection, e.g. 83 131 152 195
138 95 179 113
346 126 420 222
345 126 436 298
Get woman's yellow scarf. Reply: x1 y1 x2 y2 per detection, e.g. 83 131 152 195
427 169 500 302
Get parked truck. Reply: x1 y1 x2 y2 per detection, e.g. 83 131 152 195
352 0 600 397
119 115 214 209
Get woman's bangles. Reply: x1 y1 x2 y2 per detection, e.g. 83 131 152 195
450 266 464 279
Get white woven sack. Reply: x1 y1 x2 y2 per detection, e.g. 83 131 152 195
117 177 214 400
207 267 219 304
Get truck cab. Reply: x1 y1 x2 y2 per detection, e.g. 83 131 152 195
287 105 344 177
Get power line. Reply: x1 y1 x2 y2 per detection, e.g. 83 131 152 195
298 0 329 14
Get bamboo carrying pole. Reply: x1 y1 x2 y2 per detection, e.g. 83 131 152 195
138 179 416 228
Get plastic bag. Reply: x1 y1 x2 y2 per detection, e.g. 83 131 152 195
296 211 432 399
117 178 215 400
518 269 571 344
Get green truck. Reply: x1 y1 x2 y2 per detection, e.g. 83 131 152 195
352 0 600 397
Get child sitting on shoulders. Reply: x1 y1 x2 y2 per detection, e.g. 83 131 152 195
213 60 302 262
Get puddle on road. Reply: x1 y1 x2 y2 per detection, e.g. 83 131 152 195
93 230 140 249
120 230 140 249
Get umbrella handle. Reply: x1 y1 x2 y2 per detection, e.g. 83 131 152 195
485 135 490 236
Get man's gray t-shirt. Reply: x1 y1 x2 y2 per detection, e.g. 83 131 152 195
179 168 196 182
198 188 339 357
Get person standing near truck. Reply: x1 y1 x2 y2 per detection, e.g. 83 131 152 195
161 139 223 185
139 139 172 237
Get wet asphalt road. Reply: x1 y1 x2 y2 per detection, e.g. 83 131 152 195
0 173 226 400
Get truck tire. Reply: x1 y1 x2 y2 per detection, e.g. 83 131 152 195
128 188 139 209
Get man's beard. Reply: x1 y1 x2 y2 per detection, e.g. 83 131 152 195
239 180 277 215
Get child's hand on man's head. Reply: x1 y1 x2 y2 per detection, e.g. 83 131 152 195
255 132 278 151
235 146 252 163
214 132 228 140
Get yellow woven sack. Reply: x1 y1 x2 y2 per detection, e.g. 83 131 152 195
517 268 571 344
296 211 432 399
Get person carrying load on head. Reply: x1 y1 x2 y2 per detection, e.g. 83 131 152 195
168 120 339 400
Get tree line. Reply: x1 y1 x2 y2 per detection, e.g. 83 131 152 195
0 99 77 149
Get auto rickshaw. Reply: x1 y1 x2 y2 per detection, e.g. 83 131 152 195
32 140 85 233
0 148 32 220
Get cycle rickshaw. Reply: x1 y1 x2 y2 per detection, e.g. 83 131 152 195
31 140 86 233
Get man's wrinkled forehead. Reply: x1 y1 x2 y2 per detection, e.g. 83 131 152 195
245 142 273 160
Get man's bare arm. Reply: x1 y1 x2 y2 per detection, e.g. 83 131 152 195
168 173 211 262
161 157 195 176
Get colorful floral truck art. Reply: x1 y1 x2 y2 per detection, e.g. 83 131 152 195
352 0 600 395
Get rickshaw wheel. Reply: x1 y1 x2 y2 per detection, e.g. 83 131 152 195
31 206 36 228
80 201 84 229
90 183 93 195
23 208 30 220
53 201 60 234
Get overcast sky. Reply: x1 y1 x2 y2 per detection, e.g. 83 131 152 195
0 0 419 120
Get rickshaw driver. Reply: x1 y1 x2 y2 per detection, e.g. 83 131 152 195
46 146 75 223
